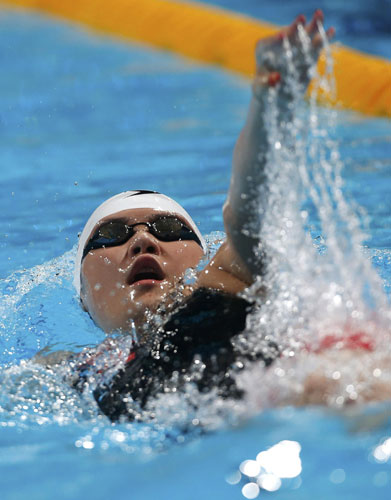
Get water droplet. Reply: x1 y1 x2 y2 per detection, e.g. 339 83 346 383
240 460 261 477
242 482 260 499
258 473 281 492
225 470 241 485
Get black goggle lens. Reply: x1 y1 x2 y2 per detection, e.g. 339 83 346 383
151 216 185 240
82 216 201 260
96 221 129 242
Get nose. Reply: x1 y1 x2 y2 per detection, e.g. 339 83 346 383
128 225 161 256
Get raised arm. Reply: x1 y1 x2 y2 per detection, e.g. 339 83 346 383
198 11 334 293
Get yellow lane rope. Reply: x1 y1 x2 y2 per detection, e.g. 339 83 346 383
1 0 390 117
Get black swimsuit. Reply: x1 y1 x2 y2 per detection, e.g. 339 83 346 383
73 288 279 421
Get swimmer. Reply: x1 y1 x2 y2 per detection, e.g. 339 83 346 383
40 11 391 419
76 10 334 334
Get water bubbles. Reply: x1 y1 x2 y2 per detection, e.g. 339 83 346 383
373 438 391 463
75 438 95 450
241 482 260 499
232 440 302 496
240 460 261 477
110 429 127 443
225 470 241 485
333 294 342 306
259 50 276 70
257 473 281 492
183 266 198 285
257 440 302 478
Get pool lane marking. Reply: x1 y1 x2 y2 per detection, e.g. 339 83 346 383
1 0 390 117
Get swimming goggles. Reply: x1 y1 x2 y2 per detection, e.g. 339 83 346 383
82 215 202 260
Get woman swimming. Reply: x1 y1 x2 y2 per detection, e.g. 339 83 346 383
40 11 391 420
76 11 334 332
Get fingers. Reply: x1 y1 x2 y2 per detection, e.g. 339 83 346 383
274 15 306 45
256 14 306 50
326 26 336 41
291 10 335 48
258 10 334 49
308 10 335 42
255 10 336 78
290 14 307 36
306 9 323 38
311 24 335 52
312 33 322 49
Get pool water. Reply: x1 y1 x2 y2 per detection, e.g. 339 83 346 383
0 3 390 500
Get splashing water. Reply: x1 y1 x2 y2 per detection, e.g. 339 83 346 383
241 26 391 355
0 249 106 426
0 30 390 432
0 249 105 365
233 26 391 412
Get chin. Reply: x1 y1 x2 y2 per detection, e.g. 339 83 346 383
131 279 171 298
136 290 168 311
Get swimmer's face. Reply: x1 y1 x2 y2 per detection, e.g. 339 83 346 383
80 208 204 332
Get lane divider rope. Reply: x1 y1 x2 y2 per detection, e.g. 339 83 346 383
2 0 390 117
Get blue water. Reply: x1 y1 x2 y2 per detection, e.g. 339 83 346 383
0 3 390 500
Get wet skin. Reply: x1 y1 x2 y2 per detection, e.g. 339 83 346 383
81 11 336 334
80 208 204 332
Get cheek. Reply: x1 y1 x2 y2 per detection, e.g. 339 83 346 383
81 254 121 295
167 244 203 272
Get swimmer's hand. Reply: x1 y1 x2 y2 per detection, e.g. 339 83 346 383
252 10 335 101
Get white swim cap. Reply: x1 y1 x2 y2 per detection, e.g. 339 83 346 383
74 190 206 294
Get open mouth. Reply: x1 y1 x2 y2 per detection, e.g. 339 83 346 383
131 270 163 283
127 257 165 285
